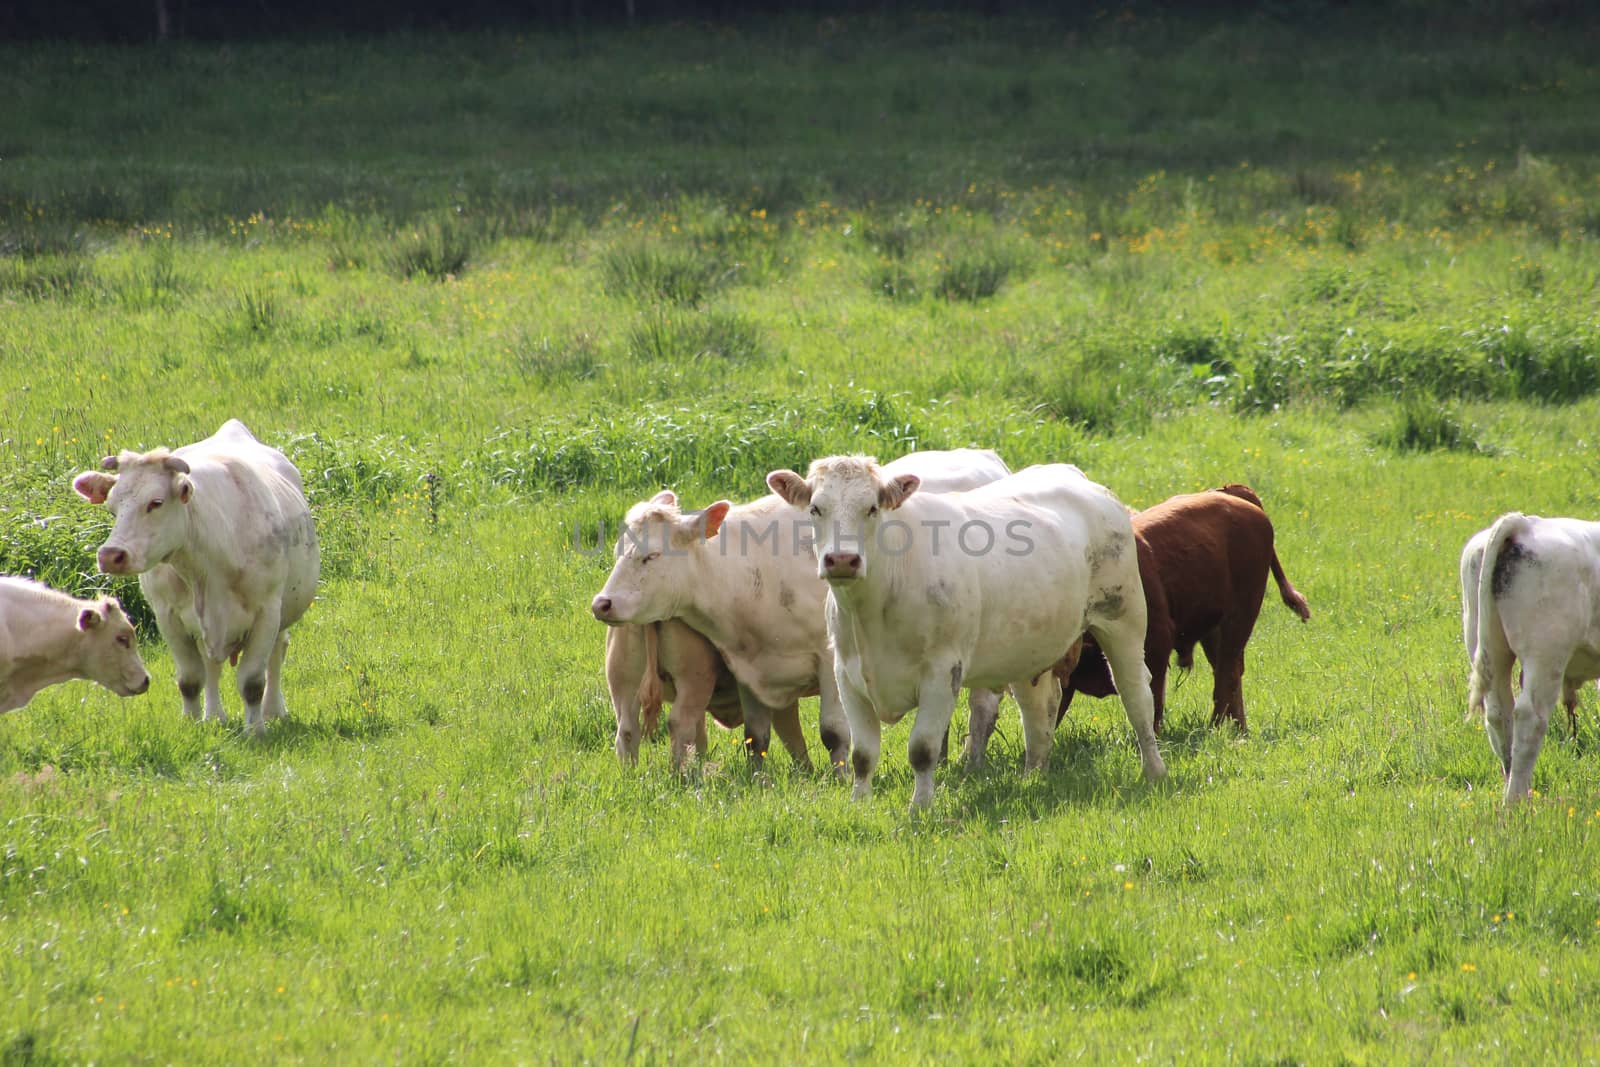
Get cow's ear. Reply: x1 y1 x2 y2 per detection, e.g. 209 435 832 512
700 501 732 539
78 605 105 632
650 489 677 507
176 476 193 503
878 473 920 510
766 470 811 508
72 471 117 505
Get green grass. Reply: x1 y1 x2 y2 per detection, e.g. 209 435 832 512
3 9 1600 1062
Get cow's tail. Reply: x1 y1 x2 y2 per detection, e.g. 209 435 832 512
638 623 665 729
1467 512 1527 720
1216 483 1311 622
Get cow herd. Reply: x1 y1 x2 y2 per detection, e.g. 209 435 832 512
0 421 1594 807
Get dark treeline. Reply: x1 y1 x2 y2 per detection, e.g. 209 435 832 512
1 0 1589 43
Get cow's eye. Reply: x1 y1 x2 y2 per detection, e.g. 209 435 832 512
868 505 879 517
644 551 661 563
146 499 164 513
116 634 132 648
808 506 821 517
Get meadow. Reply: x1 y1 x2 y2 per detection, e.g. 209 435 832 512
2 8 1600 1061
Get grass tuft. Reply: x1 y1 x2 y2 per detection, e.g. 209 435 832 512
1373 395 1476 453
602 242 732 306
384 216 478 280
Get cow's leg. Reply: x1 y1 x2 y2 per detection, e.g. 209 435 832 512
235 607 282 739
1054 685 1076 727
1148 651 1170 735
961 688 1002 770
907 668 961 810
770 702 812 772
263 632 290 722
1506 660 1560 802
815 665 852 779
837 672 880 803
1199 629 1235 728
157 609 211 722
202 656 226 723
1093 617 1167 781
1562 679 1580 739
736 682 775 767
666 671 716 771
605 627 646 766
1013 670 1060 775
1479 647 1516 778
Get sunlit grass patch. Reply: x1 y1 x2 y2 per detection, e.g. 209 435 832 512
0 253 96 301
934 240 1029 302
509 329 604 385
384 216 478 280
1373 395 1477 454
624 305 764 365
601 241 733 306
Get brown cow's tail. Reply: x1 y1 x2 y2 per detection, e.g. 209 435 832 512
1217 484 1311 621
1271 552 1311 621
1467 513 1526 721
637 623 665 731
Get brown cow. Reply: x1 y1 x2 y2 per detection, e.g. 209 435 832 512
1059 484 1310 732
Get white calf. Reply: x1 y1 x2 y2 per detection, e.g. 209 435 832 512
1 577 149 713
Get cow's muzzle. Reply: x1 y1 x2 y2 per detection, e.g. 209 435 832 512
97 546 132 574
590 595 622 625
821 551 863 581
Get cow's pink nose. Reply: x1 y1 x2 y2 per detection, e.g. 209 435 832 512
591 595 614 620
98 547 129 573
822 552 862 577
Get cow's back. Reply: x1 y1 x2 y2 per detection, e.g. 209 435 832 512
1135 490 1274 650
169 421 319 627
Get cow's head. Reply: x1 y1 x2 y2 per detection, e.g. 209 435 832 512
767 456 919 583
75 597 151 697
72 449 195 575
590 490 730 625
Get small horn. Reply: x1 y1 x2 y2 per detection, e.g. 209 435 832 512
100 455 120 471
163 456 191 475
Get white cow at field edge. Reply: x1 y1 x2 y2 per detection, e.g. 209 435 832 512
590 449 1010 773
1463 512 1600 802
1 577 150 713
766 458 1165 809
72 419 319 738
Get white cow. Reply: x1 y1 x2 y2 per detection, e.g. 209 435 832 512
71 420 319 738
1 577 150 713
591 449 1010 773
606 618 805 769
766 458 1166 809
1463 513 1600 802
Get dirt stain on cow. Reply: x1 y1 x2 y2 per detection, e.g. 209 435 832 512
778 583 796 610
1085 531 1129 575
927 580 953 609
751 568 764 600
1088 585 1126 620
1492 539 1535 597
